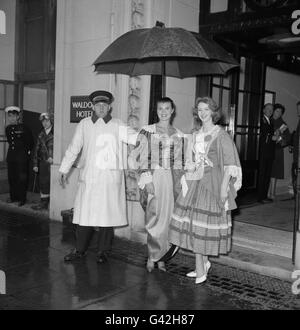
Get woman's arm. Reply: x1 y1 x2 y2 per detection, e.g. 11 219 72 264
128 129 154 193
219 131 242 208
220 168 231 204
59 121 84 175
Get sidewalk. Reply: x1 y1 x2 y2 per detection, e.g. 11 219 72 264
0 192 49 218
0 191 296 281
0 207 299 310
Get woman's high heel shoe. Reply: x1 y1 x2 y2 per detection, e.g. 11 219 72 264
157 261 167 272
195 274 207 284
205 261 211 273
186 261 211 278
146 259 155 273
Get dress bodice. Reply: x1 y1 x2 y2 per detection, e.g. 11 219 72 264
193 126 219 167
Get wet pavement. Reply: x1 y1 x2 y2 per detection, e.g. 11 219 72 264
0 209 299 310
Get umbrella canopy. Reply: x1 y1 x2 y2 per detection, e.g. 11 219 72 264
93 26 239 78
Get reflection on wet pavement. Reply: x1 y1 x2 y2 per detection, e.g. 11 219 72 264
0 209 299 310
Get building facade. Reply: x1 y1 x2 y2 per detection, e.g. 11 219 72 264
1 0 300 266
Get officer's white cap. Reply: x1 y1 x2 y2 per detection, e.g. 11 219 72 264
5 106 20 113
39 113 51 121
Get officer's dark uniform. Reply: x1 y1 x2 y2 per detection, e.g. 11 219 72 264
5 121 34 204
257 115 275 201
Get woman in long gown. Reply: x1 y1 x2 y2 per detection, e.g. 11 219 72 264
129 97 184 272
169 97 242 284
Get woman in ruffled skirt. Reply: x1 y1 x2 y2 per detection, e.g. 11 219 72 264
169 97 242 284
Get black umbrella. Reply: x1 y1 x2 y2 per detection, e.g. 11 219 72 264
93 25 239 79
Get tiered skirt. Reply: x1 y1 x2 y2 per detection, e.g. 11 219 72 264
169 180 232 256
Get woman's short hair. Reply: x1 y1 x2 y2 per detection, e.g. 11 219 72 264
193 97 221 124
157 97 175 110
274 103 285 115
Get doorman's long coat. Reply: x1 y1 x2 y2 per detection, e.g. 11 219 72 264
59 116 137 227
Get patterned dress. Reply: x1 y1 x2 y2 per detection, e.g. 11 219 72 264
168 125 242 256
129 124 185 262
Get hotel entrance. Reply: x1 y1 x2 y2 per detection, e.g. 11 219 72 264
198 0 299 271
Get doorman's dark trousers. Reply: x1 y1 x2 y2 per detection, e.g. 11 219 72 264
75 225 114 254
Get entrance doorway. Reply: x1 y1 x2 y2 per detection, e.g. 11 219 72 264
21 81 54 193
0 81 21 194
198 0 299 264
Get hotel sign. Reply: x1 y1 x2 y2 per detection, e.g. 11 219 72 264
70 96 93 123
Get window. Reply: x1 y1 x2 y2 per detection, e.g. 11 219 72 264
210 0 228 13
16 0 56 80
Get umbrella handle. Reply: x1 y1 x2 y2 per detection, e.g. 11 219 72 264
162 59 166 97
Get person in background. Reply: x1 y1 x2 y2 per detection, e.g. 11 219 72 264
268 103 291 199
32 112 54 210
129 97 184 273
5 106 34 206
60 90 137 264
257 103 276 203
291 101 300 197
168 97 242 285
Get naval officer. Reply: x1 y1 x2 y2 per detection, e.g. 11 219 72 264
5 106 34 206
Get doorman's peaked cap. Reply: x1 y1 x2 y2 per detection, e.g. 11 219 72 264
89 90 114 105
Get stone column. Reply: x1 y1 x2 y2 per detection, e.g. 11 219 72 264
120 0 151 242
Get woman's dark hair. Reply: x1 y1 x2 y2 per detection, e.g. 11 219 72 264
156 97 176 124
274 103 285 115
193 96 221 125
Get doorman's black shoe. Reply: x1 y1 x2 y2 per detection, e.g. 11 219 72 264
18 201 26 207
257 200 265 204
96 252 108 264
64 249 86 262
263 198 274 203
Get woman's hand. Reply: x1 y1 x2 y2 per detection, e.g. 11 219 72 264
145 182 155 195
220 186 228 205
185 162 196 173
272 130 280 141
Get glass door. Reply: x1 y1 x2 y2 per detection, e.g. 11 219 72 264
0 81 20 164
